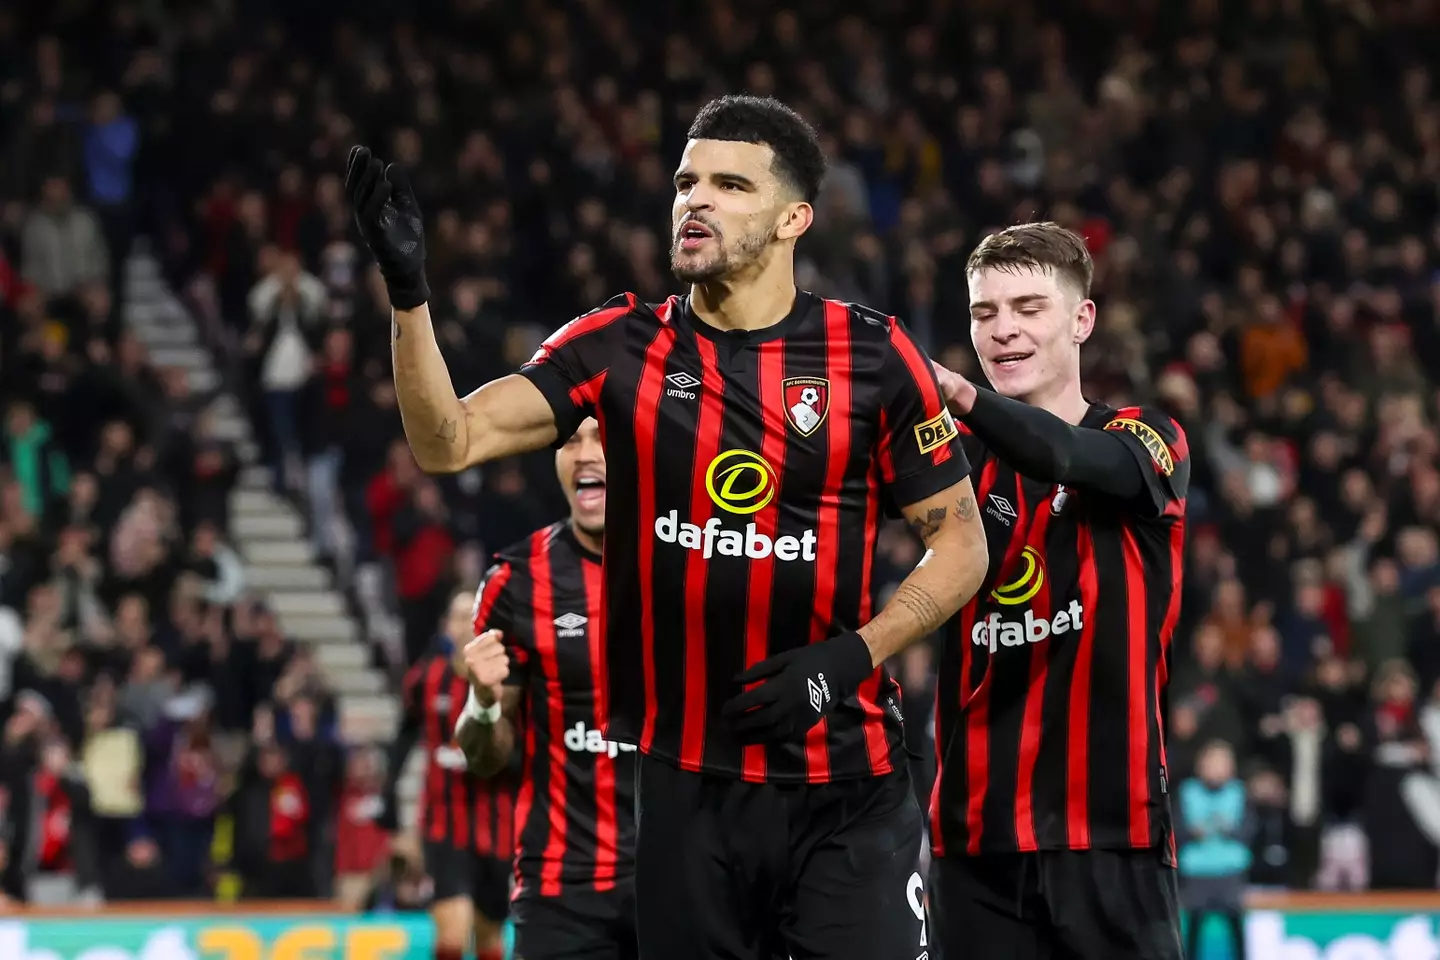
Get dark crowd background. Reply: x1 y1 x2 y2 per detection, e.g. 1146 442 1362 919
1 0 1439 914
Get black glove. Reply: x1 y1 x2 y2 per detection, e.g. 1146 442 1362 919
344 145 430 310
722 631 874 744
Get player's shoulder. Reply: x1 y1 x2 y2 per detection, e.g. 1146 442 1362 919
532 292 661 357
1099 404 1187 444
821 297 902 343
488 521 574 572
589 291 681 327
1097 404 1191 473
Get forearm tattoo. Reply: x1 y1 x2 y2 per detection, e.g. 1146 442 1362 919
892 582 945 632
435 418 458 443
908 506 947 543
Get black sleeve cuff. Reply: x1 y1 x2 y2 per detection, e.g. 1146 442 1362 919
886 446 973 514
518 363 586 447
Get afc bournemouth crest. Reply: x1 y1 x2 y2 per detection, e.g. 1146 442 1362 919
782 377 830 437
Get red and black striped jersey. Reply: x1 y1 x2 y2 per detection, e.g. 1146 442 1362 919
397 652 516 859
519 291 970 784
931 403 1189 858
473 522 631 899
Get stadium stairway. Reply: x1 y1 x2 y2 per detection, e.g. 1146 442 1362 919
122 246 421 821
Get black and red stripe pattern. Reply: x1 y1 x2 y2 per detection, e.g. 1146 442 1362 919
399 653 516 860
477 523 631 899
931 403 1189 858
520 292 969 783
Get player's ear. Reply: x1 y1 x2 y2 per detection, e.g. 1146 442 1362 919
1073 298 1097 345
775 201 813 242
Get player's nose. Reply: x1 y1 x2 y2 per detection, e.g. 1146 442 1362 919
681 183 717 211
990 309 1026 339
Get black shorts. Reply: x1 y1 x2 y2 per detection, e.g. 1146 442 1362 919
423 840 511 923
512 880 638 960
929 849 1182 960
634 753 926 960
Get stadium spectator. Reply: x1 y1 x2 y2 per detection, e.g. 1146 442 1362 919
1179 740 1251 960
232 735 316 899
333 745 391 910
21 175 108 301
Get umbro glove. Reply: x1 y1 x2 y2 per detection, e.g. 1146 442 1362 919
722 631 875 744
343 145 431 310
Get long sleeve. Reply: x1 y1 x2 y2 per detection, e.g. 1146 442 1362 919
963 391 1190 518
965 390 1141 496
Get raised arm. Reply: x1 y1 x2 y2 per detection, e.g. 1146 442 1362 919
346 145 611 473
455 673 522 779
392 305 561 472
453 564 527 777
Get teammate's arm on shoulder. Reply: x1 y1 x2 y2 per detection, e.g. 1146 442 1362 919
457 685 524 779
961 387 1188 518
1097 405 1191 519
859 478 988 664
874 316 973 504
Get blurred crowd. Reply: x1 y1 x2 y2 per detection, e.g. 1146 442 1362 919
2 0 1440 908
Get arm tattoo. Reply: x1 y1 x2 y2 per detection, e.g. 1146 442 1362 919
908 506 948 543
955 494 976 521
435 419 458 443
891 582 945 632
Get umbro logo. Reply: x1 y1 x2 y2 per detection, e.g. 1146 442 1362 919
986 494 1017 526
807 678 824 713
553 612 588 637
806 672 831 713
665 370 700 399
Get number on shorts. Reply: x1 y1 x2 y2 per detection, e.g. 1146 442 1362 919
906 871 928 947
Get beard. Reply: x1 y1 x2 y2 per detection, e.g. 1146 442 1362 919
670 226 771 283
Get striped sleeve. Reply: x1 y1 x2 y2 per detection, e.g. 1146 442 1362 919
519 293 635 444
875 317 972 507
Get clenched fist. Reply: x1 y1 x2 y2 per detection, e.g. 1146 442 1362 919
462 629 510 707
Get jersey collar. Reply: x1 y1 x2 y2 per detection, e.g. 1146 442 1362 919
677 290 819 347
561 521 603 564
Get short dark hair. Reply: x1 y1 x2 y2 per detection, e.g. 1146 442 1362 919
687 95 826 204
965 222 1094 299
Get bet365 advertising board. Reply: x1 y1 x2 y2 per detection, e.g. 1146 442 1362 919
0 914 435 960
4 907 1439 959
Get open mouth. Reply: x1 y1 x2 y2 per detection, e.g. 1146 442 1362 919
677 219 714 251
991 351 1034 370
574 475 606 508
